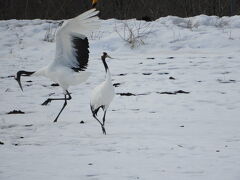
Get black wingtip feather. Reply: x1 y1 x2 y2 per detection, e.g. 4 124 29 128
72 36 89 71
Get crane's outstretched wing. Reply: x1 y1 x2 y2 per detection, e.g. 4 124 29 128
55 9 100 71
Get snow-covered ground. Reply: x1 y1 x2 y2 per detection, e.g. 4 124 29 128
0 15 240 180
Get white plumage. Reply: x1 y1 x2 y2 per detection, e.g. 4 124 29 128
15 9 100 122
54 9 99 69
90 71 115 112
90 52 115 135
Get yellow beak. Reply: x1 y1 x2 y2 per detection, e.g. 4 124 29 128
92 0 98 7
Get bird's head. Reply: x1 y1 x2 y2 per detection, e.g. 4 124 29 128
102 52 112 60
15 70 35 91
91 0 99 8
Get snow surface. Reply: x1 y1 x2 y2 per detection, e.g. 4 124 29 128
0 15 240 180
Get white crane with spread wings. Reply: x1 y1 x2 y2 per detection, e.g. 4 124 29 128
15 9 100 122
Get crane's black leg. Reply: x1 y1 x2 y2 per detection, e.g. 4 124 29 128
91 106 107 135
102 110 107 126
41 91 71 105
42 97 65 106
102 126 106 135
53 94 67 122
92 113 106 135
53 91 72 123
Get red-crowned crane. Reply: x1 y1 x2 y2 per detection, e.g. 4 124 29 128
90 52 115 135
15 9 100 122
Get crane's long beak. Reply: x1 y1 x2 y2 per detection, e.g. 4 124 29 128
15 74 23 91
106 54 113 59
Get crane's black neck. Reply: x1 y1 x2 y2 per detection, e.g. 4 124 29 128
101 56 108 73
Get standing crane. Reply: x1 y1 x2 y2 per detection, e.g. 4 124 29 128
15 9 100 122
90 52 115 134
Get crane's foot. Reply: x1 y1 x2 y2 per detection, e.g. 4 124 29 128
41 99 52 106
102 126 106 135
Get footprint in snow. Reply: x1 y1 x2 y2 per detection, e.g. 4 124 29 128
117 73 127 76
113 83 121 87
117 92 136 96
7 110 25 114
0 124 19 129
116 92 150 96
217 79 236 83
147 57 155 59
169 76 175 80
142 73 152 75
157 90 190 95
158 72 169 75
51 83 59 86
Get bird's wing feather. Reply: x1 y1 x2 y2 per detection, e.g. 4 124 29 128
54 9 100 71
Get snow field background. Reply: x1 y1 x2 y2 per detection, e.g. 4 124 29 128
0 15 240 180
